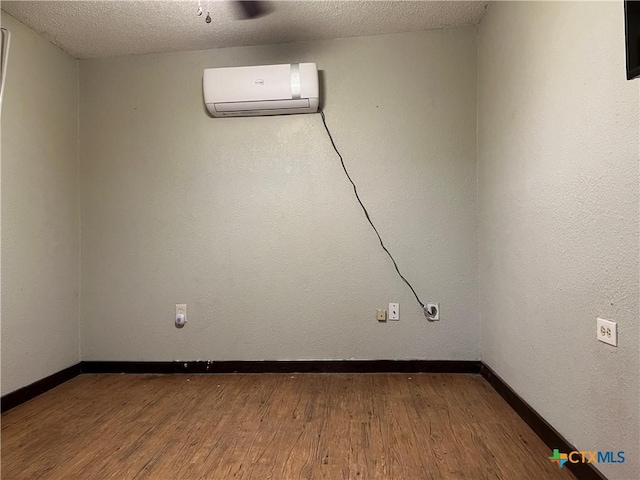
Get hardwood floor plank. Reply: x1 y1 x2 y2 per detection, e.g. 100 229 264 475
2 373 576 480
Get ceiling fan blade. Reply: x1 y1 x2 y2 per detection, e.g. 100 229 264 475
234 1 269 20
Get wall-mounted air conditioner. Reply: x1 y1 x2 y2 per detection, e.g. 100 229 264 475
203 63 319 117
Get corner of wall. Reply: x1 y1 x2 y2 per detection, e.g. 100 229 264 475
76 56 82 363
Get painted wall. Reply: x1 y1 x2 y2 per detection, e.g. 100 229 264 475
478 2 639 479
1 14 80 394
79 28 479 361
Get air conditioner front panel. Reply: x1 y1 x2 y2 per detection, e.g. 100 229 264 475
204 64 292 103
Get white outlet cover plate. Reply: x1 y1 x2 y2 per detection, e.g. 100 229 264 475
389 303 399 321
426 302 440 320
596 318 617 346
176 304 187 323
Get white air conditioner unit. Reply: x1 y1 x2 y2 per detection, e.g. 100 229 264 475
203 63 319 117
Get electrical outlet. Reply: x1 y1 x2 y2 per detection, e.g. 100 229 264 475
175 304 187 328
389 303 399 321
377 309 387 322
425 303 439 321
596 318 617 346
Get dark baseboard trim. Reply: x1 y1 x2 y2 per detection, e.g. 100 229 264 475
479 363 607 480
81 360 482 375
1 360 479 412
1 363 82 413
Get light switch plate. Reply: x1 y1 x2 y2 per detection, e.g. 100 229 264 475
596 318 617 346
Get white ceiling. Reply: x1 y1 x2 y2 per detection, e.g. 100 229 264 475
1 1 487 59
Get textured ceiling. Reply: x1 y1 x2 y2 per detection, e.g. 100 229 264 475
1 1 487 59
